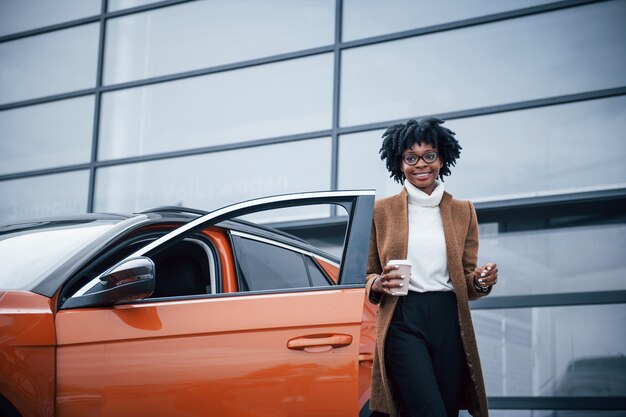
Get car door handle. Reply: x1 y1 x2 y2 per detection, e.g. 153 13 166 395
287 334 353 352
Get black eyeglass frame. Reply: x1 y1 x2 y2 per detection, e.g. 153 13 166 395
401 152 439 166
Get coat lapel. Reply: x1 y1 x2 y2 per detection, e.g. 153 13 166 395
440 191 466 294
390 188 409 260
389 188 464 293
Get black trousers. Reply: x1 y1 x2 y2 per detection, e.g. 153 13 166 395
384 291 466 417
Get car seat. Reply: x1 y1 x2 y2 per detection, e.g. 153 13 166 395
152 241 209 298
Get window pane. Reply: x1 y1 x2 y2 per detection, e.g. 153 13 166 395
99 54 333 160
0 0 100 36
306 257 331 286
107 0 160 11
0 171 89 223
0 24 99 105
338 96 626 200
338 129 401 199
238 203 343 225
104 0 334 84
342 0 554 41
94 138 331 213
233 236 310 291
444 95 626 199
237 204 349 259
0 97 94 175
479 223 626 296
461 412 626 417
473 304 626 396
340 1 626 126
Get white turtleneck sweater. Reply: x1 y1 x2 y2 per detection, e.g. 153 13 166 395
405 180 453 293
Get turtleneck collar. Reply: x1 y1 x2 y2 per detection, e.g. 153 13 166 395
405 180 444 207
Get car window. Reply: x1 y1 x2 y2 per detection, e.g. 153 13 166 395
305 256 332 286
232 235 311 291
62 233 163 301
150 238 215 298
236 203 349 259
227 202 349 292
64 229 218 302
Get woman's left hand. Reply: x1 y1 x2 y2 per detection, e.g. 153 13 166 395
474 262 498 287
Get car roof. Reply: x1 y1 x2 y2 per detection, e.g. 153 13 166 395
0 209 201 234
0 213 130 234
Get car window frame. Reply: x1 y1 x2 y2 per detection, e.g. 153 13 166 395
59 226 222 306
304 255 334 286
229 230 337 292
146 235 219 299
63 191 374 308
58 230 167 305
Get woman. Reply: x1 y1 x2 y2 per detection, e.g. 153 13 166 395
366 118 498 417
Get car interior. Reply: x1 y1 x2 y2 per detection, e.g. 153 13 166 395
61 228 217 306
150 238 214 298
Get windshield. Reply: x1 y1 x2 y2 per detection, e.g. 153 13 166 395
0 220 121 290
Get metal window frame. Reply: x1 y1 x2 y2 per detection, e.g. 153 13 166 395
489 396 626 410
471 290 626 310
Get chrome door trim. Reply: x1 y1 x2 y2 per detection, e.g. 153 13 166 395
230 230 340 268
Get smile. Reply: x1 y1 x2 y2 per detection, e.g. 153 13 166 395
413 172 432 178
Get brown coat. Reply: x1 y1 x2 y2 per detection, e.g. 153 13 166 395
365 188 490 417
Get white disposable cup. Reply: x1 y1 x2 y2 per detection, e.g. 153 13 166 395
386 259 411 296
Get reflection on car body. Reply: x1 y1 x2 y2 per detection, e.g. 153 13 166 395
0 191 377 417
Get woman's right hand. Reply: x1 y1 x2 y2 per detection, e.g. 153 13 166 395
371 264 406 296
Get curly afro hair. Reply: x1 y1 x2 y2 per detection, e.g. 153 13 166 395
379 117 461 184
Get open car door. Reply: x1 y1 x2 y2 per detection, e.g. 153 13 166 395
55 191 374 417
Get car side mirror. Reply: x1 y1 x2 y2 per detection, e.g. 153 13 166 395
63 257 155 309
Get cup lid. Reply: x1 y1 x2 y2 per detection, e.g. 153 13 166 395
387 259 411 266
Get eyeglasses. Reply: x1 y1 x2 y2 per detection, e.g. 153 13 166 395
402 152 438 166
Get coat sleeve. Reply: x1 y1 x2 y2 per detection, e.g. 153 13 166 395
464 200 492 301
365 220 384 305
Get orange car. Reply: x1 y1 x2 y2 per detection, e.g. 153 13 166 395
0 191 377 417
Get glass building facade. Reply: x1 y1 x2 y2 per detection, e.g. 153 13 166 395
1 0 625 415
